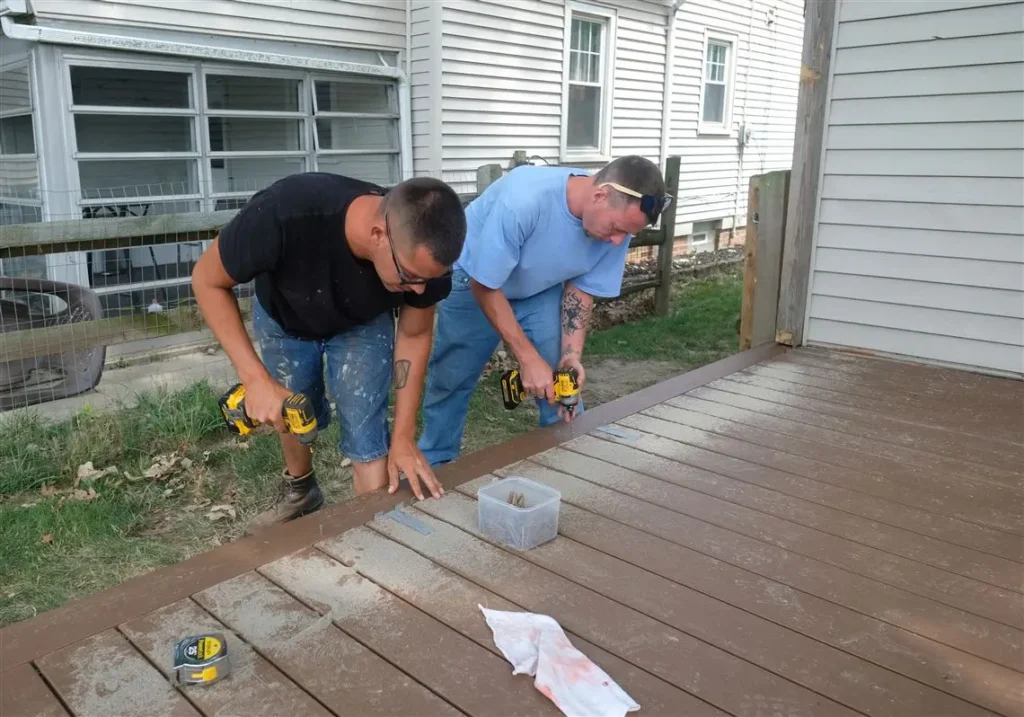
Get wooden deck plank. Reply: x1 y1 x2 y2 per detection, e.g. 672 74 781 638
193 571 461 717
469 472 1022 717
366 505 857 717
119 598 330 717
616 412 1021 535
542 441 1023 626
647 401 1022 506
0 663 69 717
258 547 564 717
426 489 1005 717
751 362 1023 441
573 432 1023 564
315 526 727 717
500 453 1023 672
691 381 1024 473
35 630 200 717
786 348 1024 406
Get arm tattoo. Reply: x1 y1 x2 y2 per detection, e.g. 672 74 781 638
393 359 411 390
561 290 592 335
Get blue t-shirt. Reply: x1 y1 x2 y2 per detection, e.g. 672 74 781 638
454 165 632 301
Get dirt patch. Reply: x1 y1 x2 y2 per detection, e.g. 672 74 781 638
583 358 684 408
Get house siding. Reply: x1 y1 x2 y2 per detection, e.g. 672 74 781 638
28 0 408 52
669 0 803 231
805 0 1024 378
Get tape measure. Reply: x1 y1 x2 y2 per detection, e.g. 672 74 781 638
172 633 231 686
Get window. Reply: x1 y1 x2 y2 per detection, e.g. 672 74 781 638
0 61 46 279
699 32 737 135
689 231 710 251
562 2 616 160
62 57 401 293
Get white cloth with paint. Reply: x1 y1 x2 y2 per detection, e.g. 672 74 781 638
479 605 641 717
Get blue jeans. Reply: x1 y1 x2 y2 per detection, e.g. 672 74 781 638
418 268 584 466
252 299 394 463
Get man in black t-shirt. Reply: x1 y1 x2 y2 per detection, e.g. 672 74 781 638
191 172 466 528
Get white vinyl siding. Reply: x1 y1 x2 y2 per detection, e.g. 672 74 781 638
805 0 1024 378
669 0 803 229
29 0 408 52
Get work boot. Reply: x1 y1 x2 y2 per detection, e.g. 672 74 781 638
248 469 325 531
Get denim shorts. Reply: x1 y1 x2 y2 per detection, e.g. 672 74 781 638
251 299 395 463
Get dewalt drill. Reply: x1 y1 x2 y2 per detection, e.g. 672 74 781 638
500 367 581 416
218 383 319 445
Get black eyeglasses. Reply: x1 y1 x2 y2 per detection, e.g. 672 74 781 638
598 182 674 225
384 213 453 285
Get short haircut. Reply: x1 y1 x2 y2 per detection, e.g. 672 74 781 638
382 177 467 266
592 155 666 202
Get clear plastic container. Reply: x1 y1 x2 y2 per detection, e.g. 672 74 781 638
477 476 561 551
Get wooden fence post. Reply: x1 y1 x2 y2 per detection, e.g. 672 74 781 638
740 170 790 350
654 155 681 316
476 164 502 196
775 0 837 346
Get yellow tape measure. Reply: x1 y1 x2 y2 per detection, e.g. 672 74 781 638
172 633 231 686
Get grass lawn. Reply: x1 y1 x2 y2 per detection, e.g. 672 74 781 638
0 268 742 627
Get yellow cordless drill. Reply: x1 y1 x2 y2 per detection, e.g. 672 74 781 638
218 383 319 445
500 367 581 416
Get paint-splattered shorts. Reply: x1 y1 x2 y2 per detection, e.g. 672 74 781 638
252 299 394 463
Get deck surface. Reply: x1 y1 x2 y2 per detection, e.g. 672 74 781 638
2 347 1022 717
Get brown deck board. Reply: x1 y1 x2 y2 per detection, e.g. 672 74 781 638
315 526 727 717
753 361 1023 441
647 400 1023 504
0 663 69 717
430 487 1007 717
35 629 200 717
538 442 1023 626
119 597 329 716
500 471 1020 716
569 431 1024 564
193 571 461 716
616 411 1021 535
496 453 1023 672
690 381 1024 473
786 348 1024 405
368 504 856 717
258 547 562 717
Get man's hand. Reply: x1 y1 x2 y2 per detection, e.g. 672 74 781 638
557 353 586 422
388 435 444 501
520 351 556 404
243 376 295 433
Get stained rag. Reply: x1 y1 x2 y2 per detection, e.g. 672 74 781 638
479 605 641 717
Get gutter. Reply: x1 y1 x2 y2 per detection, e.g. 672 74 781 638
659 0 685 230
0 11 403 80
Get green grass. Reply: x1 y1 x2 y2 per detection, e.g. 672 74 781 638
0 270 742 626
587 270 743 368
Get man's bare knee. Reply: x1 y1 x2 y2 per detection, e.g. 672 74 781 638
351 457 388 495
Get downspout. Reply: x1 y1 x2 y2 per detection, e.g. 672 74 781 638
658 0 685 176
731 0 758 239
399 0 414 181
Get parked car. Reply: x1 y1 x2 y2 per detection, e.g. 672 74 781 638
0 277 106 411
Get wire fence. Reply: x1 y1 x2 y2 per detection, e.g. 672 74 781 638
0 159 704 418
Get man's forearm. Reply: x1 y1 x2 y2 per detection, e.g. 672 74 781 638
470 279 538 362
560 283 594 362
194 283 270 385
392 309 434 440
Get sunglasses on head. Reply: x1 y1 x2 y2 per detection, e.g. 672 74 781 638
598 182 674 225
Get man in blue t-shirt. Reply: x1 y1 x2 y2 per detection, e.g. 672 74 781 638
418 155 669 467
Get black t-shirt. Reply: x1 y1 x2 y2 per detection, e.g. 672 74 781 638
217 172 451 340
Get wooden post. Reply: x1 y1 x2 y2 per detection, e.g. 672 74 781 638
476 164 502 196
740 170 790 351
654 155 681 316
775 0 837 346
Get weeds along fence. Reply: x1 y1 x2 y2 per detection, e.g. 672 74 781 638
0 158 679 416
